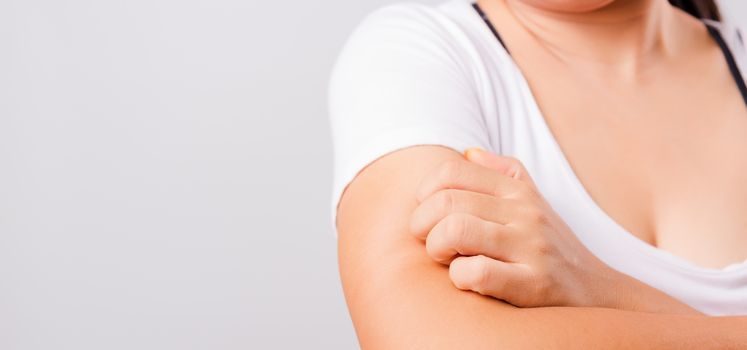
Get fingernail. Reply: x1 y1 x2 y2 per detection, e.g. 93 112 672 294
464 147 484 159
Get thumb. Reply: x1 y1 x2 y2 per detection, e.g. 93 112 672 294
464 147 537 188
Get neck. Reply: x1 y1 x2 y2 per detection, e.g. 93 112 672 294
498 0 689 76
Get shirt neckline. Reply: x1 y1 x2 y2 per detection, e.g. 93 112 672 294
462 0 747 276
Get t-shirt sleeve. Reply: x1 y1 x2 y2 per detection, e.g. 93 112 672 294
327 3 492 229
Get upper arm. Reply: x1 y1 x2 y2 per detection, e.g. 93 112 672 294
328 3 493 225
336 145 524 349
328 6 517 345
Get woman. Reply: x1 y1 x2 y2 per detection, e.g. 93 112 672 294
329 0 747 347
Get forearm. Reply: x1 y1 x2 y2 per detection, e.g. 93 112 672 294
341 228 746 349
604 269 701 315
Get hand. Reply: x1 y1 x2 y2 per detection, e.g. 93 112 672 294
409 148 698 313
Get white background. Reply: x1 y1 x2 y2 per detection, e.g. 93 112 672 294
1 0 745 349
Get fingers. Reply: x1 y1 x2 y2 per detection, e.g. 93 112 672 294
464 148 537 189
410 189 524 239
425 213 519 264
449 255 533 303
416 158 528 203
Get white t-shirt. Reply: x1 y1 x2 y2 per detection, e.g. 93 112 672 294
328 0 747 315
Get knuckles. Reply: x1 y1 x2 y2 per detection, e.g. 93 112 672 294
504 177 539 202
528 267 556 305
433 158 464 186
441 213 468 247
426 213 467 263
415 155 577 308
471 256 493 295
409 190 458 238
416 158 463 202
516 201 550 228
450 255 492 295
501 155 522 172
432 189 456 215
531 237 555 257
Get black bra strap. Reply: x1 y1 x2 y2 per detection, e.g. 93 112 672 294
472 2 747 107
471 2 509 54
706 24 747 106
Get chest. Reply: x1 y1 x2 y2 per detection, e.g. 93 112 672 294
513 55 747 269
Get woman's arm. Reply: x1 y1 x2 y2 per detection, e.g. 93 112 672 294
337 145 747 349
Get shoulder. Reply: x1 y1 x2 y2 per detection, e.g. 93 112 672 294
358 1 446 23
704 19 746 56
353 0 470 35
332 1 484 65
329 0 502 101
328 1 488 111
703 19 747 78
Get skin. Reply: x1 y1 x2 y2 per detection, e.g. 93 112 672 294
337 0 747 347
478 0 747 268
410 147 699 313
